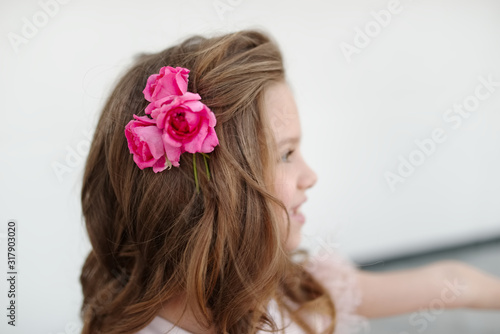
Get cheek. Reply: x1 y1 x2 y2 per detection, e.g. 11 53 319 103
273 171 302 251
273 170 295 209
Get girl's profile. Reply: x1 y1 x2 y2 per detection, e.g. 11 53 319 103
79 29 500 334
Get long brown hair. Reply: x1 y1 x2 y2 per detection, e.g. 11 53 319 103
79 29 336 334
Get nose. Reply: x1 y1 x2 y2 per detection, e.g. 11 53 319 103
299 159 318 190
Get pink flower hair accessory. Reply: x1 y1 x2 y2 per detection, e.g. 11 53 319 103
125 66 219 191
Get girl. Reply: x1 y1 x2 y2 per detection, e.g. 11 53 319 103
79 29 500 334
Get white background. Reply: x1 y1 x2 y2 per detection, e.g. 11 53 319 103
1 0 500 332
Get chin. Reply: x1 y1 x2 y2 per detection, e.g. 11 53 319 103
282 215 303 251
285 234 302 251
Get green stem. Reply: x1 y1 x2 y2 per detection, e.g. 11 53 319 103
203 154 210 181
193 153 199 193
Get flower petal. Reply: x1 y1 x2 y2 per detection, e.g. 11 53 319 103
182 99 205 112
132 114 156 125
206 108 217 127
152 155 167 173
143 73 159 102
175 68 189 95
162 129 183 148
134 126 165 160
183 118 208 153
162 133 182 167
200 126 219 153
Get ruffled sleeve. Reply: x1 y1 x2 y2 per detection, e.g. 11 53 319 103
304 250 371 334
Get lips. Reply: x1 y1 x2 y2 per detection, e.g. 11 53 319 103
291 198 307 212
290 211 305 224
290 198 307 224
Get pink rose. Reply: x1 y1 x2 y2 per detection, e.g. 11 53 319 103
143 66 190 114
149 93 219 167
124 115 168 173
125 65 219 175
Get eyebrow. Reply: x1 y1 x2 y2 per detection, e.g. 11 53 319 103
277 136 300 148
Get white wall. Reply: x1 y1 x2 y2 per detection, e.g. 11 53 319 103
1 0 499 332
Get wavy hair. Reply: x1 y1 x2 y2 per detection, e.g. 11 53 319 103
79 29 336 333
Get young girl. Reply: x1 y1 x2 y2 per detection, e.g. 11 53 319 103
79 29 500 334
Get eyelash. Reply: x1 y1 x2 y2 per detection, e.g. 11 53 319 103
281 150 294 162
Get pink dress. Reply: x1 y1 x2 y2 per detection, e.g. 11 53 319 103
137 251 370 334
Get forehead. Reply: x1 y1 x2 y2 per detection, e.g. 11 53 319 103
263 82 301 144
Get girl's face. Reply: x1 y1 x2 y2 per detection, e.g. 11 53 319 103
264 81 318 251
